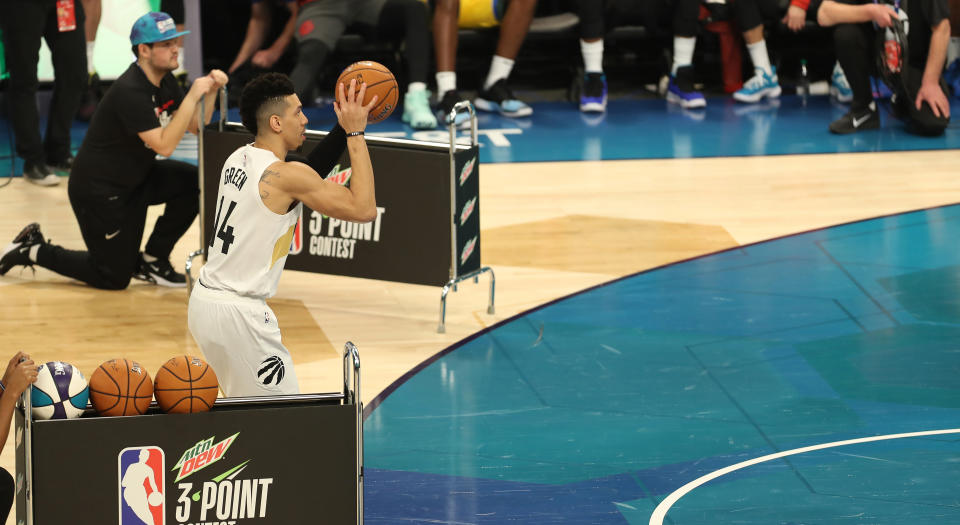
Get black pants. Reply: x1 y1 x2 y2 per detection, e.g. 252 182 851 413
373 0 430 85
37 160 199 290
0 468 11 523
290 0 430 100
578 0 700 40
0 0 87 167
835 22 950 135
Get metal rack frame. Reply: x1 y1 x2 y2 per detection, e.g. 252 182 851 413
19 341 364 525
438 101 495 333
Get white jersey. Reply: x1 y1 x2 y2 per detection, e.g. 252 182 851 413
199 144 301 299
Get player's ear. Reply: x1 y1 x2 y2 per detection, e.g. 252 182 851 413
270 114 282 133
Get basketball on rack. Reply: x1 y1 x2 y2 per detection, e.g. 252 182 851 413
336 61 398 123
31 361 89 420
154 355 219 414
89 359 154 416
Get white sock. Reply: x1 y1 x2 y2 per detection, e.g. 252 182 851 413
484 55 515 90
174 47 186 76
407 82 427 93
746 41 772 76
580 39 604 73
436 71 457 99
86 41 96 75
29 245 40 263
948 37 960 65
672 37 696 76
142 253 158 263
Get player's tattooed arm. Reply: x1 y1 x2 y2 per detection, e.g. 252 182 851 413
260 168 279 199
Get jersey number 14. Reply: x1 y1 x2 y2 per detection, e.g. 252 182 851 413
210 197 237 254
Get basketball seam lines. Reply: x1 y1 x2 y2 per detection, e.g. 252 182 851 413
134 368 149 414
96 364 121 411
123 359 130 416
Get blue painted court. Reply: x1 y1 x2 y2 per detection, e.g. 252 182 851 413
363 204 960 523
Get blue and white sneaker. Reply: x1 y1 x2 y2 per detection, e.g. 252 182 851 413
733 67 781 103
437 90 471 129
474 79 533 117
580 73 607 113
666 66 706 109
830 62 853 103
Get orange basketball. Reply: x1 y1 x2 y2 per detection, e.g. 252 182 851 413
89 359 154 416
336 61 398 123
154 355 219 414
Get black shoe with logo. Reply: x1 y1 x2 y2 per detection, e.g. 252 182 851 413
474 78 533 117
829 102 880 134
133 253 187 288
438 90 471 128
22 162 59 186
0 223 45 276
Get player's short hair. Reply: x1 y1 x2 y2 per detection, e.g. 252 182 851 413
239 73 296 136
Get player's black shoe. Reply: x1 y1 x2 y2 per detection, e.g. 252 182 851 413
829 102 879 134
438 90 471 128
0 223 45 276
133 253 187 288
474 79 533 117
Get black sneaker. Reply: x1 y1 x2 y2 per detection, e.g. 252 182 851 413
22 162 59 186
829 102 880 134
580 73 608 113
133 253 187 288
48 156 74 176
474 78 533 117
0 223 44 276
437 90 471 128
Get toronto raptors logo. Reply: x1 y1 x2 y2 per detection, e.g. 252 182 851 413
258 356 285 386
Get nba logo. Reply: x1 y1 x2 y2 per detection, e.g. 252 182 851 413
118 446 165 525
289 210 303 255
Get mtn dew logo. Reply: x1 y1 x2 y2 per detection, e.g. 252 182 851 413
325 164 352 186
173 432 238 482
460 236 477 266
459 157 476 186
459 196 477 226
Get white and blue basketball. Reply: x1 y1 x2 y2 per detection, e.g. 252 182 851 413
31 361 89 420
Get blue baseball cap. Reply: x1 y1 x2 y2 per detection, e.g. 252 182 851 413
130 12 190 46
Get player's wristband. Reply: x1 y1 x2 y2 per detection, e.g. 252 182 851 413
0 380 6 393
347 131 365 138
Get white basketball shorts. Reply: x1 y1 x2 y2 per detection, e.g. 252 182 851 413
187 283 299 397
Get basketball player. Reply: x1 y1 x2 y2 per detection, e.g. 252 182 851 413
188 73 377 397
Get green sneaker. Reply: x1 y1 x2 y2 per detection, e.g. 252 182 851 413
402 89 437 130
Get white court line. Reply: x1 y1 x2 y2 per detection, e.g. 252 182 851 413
649 428 960 525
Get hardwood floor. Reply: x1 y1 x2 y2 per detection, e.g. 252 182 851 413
1 149 958 524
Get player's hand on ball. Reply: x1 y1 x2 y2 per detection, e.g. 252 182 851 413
334 78 377 134
6 359 37 397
